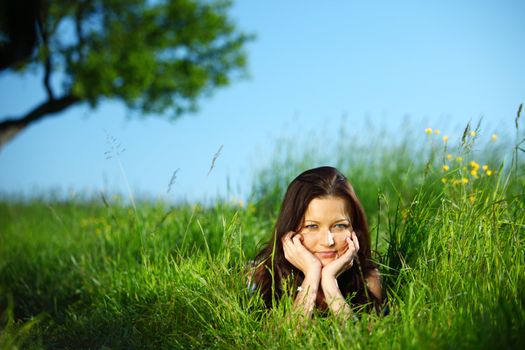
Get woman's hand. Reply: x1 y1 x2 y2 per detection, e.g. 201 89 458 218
283 231 322 318
320 231 359 317
322 230 359 280
282 231 322 276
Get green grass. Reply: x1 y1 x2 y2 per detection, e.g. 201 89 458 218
1 120 524 349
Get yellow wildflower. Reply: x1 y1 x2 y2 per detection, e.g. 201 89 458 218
442 135 449 142
425 128 433 134
441 178 448 184
470 131 477 137
486 170 493 176
469 160 480 169
491 133 498 141
470 169 478 178
456 157 463 162
469 195 475 204
434 129 440 135
461 177 469 184
482 165 489 171
442 164 450 171
447 154 453 160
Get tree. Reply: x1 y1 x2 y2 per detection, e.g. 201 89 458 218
0 0 252 148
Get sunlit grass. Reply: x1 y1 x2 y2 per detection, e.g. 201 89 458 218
1 116 524 349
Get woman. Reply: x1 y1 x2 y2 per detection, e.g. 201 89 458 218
252 166 382 318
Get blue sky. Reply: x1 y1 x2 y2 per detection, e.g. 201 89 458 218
1 0 524 202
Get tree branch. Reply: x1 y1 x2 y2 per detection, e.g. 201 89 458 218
40 7 55 101
0 95 79 149
75 3 86 56
43 55 55 100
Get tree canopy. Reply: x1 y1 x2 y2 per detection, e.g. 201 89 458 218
0 0 252 147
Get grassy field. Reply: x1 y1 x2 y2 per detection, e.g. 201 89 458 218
1 120 524 349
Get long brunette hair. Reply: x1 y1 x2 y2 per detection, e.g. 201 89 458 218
252 166 379 310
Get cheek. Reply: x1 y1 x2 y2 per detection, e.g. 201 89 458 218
301 235 317 252
333 232 349 252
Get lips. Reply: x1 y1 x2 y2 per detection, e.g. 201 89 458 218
316 251 337 259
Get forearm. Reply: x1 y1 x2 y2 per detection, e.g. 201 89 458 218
321 276 351 317
293 271 320 318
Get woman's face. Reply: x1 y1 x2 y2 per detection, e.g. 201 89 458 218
298 196 352 266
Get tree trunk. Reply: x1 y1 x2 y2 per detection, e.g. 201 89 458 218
0 95 79 149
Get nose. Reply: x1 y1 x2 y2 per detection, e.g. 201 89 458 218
325 230 335 246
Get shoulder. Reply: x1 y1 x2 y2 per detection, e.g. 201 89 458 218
365 268 382 301
245 260 260 294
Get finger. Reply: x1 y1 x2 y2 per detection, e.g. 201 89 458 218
330 242 355 275
281 231 294 243
344 237 356 267
344 237 355 256
285 234 302 254
335 238 351 261
282 238 290 252
294 232 305 244
292 235 311 255
292 234 303 246
352 231 360 252
282 239 297 262
283 238 294 252
283 233 296 251
346 236 355 248
340 236 351 254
